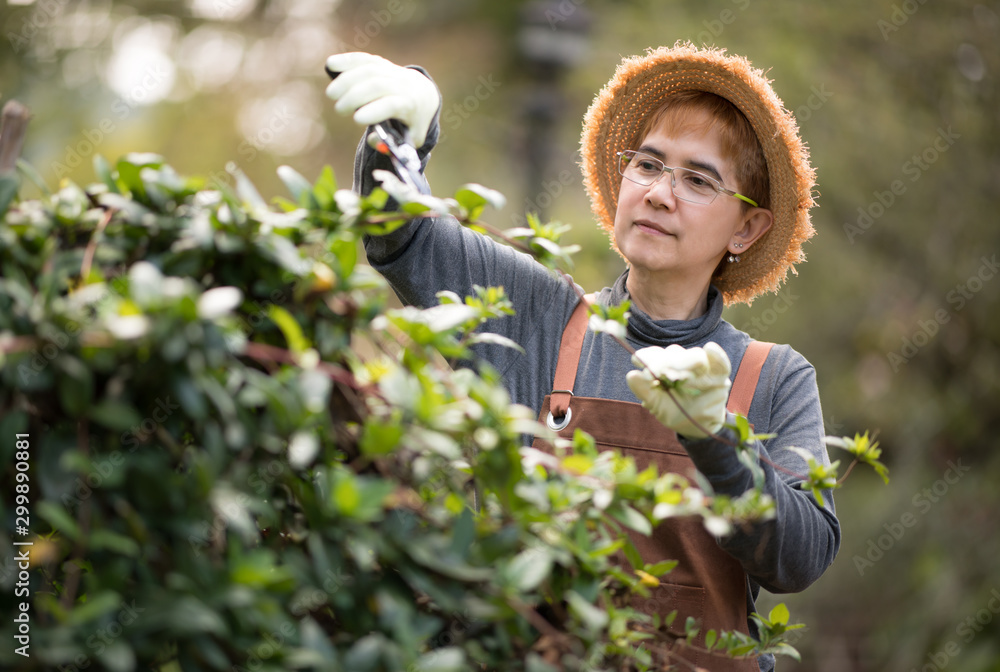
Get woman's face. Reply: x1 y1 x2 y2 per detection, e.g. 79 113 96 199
612 110 757 287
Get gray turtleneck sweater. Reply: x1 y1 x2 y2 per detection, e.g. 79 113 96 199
355 108 840 671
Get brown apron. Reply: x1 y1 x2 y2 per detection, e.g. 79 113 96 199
532 298 772 671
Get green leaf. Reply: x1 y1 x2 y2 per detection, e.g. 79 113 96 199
468 332 526 353
505 547 553 592
173 376 207 420
313 165 338 210
770 642 802 661
56 355 94 417
344 634 384 672
16 157 50 195
232 549 294 588
645 560 678 577
455 184 507 221
277 164 317 207
663 610 677 628
769 602 790 626
295 617 340 667
412 647 466 672
36 501 82 541
268 304 310 355
448 508 476 558
67 591 122 625
405 543 493 581
329 235 358 278
98 641 136 672
565 590 608 631
729 413 752 443
93 154 120 193
116 154 163 197
705 629 717 650
89 400 143 432
611 505 652 536
455 183 506 212
89 529 141 557
730 642 759 656
0 174 18 216
360 421 403 456
622 539 643 570
228 162 268 212
525 653 561 672
331 470 361 515
162 596 229 636
826 431 889 484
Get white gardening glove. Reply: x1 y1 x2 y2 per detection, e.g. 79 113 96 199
625 342 732 439
324 52 439 147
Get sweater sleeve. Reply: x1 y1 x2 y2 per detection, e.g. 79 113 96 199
353 68 579 380
680 347 841 594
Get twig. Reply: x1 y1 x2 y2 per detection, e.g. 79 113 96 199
61 420 92 610
364 212 420 225
837 457 860 485
507 595 564 640
0 334 37 354
78 208 115 284
0 100 31 175
241 341 376 397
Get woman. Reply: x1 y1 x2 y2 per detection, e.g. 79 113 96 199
326 42 839 672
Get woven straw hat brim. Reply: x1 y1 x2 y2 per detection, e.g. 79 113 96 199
581 42 816 305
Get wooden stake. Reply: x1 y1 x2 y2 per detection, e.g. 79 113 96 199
0 100 32 175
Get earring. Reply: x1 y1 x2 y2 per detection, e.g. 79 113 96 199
735 242 744 249
728 254 741 263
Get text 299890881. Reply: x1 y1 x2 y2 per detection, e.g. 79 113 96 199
12 433 32 658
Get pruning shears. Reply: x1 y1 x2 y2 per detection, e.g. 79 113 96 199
325 66 424 192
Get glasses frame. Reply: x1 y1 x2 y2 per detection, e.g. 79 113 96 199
616 150 759 208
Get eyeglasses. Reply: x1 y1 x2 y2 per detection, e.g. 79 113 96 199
616 150 759 207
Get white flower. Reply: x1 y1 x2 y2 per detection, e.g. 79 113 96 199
197 286 243 319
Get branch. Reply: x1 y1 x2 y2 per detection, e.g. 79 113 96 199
61 420 92 610
506 595 564 641
241 341 377 398
78 208 115 284
837 457 860 485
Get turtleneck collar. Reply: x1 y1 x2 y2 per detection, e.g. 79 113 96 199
601 269 724 348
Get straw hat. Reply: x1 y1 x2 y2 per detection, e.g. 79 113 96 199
581 42 816 305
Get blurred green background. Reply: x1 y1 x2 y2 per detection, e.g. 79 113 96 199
2 0 998 669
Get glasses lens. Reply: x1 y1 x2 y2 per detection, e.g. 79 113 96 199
673 167 721 204
619 151 662 186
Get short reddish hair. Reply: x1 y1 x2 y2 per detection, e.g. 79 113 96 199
634 90 769 210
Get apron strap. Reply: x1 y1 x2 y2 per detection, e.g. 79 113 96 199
726 340 775 418
549 294 593 419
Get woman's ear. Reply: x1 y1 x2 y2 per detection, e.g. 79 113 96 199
730 207 773 253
